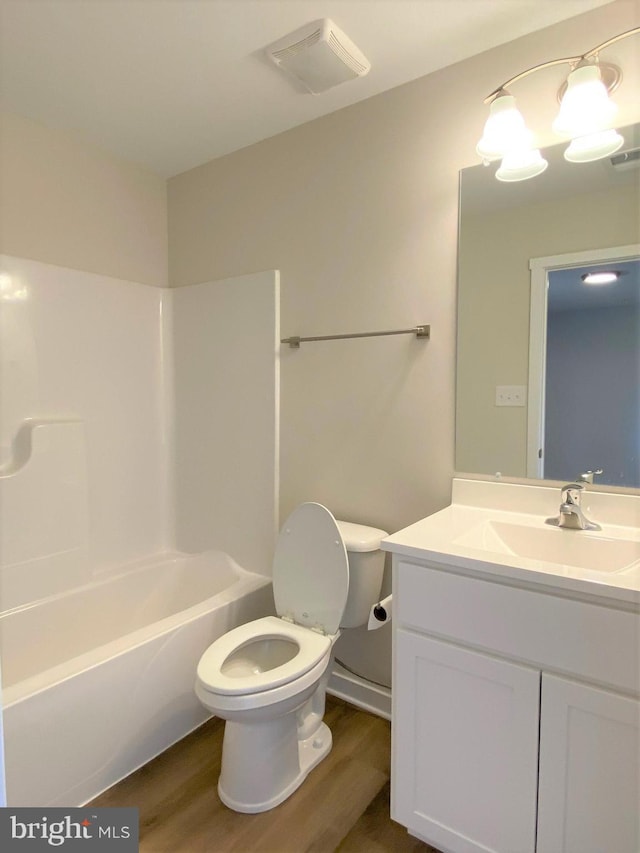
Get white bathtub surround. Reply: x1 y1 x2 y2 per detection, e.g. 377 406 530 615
172 271 280 576
158 292 175 545
2 551 274 807
0 255 280 595
0 256 281 806
0 255 168 573
0 420 89 611
0 659 5 807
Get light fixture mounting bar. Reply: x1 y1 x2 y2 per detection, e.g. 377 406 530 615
483 26 640 104
484 57 579 103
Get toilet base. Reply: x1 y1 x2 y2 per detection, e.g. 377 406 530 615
218 721 332 813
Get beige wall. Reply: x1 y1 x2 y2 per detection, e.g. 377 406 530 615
168 0 640 685
0 112 167 286
169 0 640 527
170 82 463 539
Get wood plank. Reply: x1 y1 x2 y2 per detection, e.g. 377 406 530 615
89 697 436 852
338 782 440 853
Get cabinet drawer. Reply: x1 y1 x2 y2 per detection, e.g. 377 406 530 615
395 559 639 694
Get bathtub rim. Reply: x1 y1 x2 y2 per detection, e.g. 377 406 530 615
1 548 246 619
1 551 272 707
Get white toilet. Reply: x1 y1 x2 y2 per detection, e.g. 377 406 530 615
195 501 388 813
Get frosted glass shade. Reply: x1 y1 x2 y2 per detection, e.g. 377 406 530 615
564 128 624 162
553 64 617 138
496 149 549 182
476 93 532 162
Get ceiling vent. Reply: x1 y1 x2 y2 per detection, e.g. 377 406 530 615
265 18 370 94
610 147 640 171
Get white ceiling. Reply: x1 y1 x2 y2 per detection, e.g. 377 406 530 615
0 0 615 177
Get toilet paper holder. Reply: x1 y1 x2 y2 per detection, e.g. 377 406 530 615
367 594 392 630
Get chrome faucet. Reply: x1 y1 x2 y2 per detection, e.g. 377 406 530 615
546 482 601 531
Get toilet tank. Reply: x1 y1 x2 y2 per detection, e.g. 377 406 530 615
335 520 388 628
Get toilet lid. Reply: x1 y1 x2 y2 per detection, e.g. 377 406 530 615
273 502 349 635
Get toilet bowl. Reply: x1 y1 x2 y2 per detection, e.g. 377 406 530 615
195 502 387 813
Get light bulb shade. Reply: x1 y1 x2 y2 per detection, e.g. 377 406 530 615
496 148 548 182
564 128 624 162
553 64 617 138
476 93 532 161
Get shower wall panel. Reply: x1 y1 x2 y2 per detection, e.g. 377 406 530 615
171 271 280 577
0 255 168 586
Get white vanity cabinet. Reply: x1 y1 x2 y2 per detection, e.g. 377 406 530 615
391 557 640 853
537 674 640 853
394 628 540 853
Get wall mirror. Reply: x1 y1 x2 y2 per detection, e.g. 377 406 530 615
456 122 640 489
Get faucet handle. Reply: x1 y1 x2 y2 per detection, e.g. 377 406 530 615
577 469 603 484
561 482 585 505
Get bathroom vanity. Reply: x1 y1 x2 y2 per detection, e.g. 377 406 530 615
383 478 640 853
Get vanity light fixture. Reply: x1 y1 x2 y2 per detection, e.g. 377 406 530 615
581 270 622 285
478 26 640 181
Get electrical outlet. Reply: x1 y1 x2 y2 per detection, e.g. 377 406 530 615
496 385 526 406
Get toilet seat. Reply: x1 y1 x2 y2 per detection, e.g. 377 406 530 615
197 616 331 696
196 504 347 711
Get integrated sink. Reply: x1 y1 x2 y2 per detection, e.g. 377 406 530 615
455 519 640 573
381 478 640 605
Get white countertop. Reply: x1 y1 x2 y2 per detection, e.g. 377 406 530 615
382 479 640 607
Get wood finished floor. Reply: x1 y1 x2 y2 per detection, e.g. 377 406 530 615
90 696 439 852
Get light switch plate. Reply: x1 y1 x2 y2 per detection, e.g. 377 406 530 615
496 385 526 406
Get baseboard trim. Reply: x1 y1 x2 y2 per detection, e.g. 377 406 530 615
327 663 391 721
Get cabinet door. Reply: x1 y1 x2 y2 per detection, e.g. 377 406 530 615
393 629 540 853
537 673 640 853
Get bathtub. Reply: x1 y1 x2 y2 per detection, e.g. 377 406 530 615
0 550 273 806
